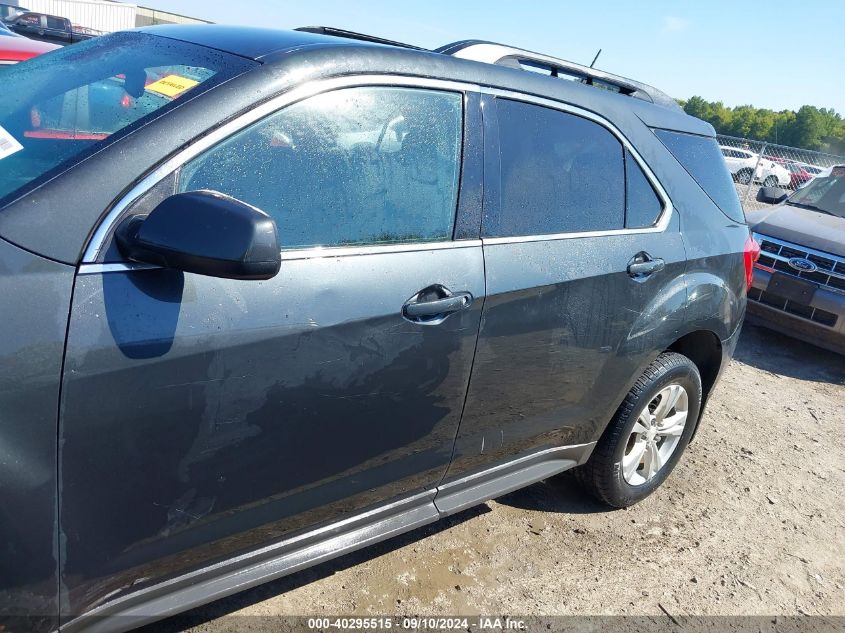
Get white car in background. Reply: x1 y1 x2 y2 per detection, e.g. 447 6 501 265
719 146 791 187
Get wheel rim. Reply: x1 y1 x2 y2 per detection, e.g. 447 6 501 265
622 384 689 486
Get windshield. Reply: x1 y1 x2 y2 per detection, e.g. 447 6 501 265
787 166 845 219
0 31 255 203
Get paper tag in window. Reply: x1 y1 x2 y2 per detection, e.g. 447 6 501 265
145 74 200 98
0 125 23 160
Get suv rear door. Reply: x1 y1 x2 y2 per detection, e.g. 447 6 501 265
443 93 688 482
58 81 485 616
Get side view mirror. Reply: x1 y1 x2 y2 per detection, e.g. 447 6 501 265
116 190 281 280
757 186 789 205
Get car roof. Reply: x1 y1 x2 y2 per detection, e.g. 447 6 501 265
137 24 711 136
137 24 376 60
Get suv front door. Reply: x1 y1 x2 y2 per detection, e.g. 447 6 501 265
58 83 484 615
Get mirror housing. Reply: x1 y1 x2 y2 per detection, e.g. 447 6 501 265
116 190 281 280
757 186 789 205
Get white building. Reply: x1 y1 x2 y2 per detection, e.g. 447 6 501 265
6 0 209 33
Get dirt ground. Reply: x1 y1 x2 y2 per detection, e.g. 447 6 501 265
152 322 845 630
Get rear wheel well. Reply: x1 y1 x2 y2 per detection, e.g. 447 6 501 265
667 331 722 406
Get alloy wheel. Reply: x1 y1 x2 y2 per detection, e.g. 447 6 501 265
622 384 689 486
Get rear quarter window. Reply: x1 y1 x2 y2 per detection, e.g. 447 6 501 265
625 149 663 228
655 129 745 223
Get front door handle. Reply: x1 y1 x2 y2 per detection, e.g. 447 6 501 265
403 285 472 322
627 253 665 278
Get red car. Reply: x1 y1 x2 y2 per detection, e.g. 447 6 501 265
0 27 59 64
785 162 816 189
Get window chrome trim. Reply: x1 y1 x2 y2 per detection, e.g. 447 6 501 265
279 239 482 261
478 86 674 245
77 240 483 275
78 262 158 275
84 77 674 261
482 226 668 246
82 75 482 264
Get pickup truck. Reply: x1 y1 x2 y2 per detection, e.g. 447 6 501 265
7 11 99 44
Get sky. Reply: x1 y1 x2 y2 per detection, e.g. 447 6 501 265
164 0 844 114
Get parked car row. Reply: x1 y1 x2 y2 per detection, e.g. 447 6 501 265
720 145 790 187
719 145 825 190
764 155 826 189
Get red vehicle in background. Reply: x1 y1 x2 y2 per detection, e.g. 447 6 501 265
763 154 822 190
786 163 814 189
0 22 58 65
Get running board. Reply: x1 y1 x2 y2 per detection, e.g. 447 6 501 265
434 443 595 516
62 491 439 633
61 442 595 633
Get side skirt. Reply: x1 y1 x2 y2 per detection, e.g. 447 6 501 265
61 442 596 633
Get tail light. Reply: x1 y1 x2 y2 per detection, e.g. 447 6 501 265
744 235 761 291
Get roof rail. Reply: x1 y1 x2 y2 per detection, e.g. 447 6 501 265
436 40 681 111
295 26 428 51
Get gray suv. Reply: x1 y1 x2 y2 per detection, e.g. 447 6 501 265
747 166 845 354
0 25 752 633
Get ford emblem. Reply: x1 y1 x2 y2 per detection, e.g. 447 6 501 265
788 257 818 273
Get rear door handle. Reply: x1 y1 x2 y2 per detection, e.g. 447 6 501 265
627 253 665 278
403 286 472 322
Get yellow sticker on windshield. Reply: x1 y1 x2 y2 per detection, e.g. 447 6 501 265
145 74 200 98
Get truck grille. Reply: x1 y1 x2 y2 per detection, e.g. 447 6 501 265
750 233 841 328
753 233 845 294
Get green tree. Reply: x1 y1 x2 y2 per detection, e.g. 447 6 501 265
681 97 845 155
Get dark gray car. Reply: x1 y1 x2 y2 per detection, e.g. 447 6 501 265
0 26 752 633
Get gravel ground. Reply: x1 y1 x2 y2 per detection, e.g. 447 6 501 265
149 322 845 631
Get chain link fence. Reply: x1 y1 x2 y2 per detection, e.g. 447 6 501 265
717 134 845 213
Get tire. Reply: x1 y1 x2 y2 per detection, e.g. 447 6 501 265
736 168 753 185
763 175 778 187
575 352 702 508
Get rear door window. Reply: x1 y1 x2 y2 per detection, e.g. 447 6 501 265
656 129 745 222
489 98 625 237
179 86 464 249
